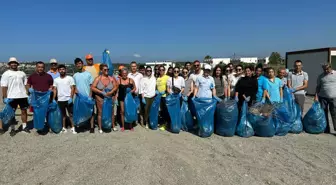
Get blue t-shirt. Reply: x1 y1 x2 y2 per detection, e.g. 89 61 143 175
195 76 215 98
47 71 60 79
73 71 94 97
263 77 282 102
256 75 266 102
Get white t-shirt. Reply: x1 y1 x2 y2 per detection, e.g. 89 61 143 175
140 76 156 98
0 70 28 99
128 72 143 94
53 76 75 101
167 76 185 92
190 70 204 83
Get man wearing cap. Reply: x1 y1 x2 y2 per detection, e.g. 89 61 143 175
84 54 100 80
0 57 29 136
47 58 60 79
193 64 216 99
315 64 336 133
127 61 143 125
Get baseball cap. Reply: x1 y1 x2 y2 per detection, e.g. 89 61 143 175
50 58 57 64
204 64 211 70
118 65 125 71
85 54 93 60
8 57 18 63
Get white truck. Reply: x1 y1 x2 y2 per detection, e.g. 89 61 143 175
286 47 336 95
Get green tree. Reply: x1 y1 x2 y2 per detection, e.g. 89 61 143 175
269 52 282 65
204 55 212 60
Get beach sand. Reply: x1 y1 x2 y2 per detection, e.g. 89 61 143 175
0 96 335 185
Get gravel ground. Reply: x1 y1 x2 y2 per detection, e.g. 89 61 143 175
0 96 335 185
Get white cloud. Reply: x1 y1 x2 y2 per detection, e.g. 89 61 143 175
133 53 141 58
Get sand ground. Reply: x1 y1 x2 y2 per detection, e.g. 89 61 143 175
0 96 335 185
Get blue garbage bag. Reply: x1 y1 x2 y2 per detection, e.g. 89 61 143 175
282 86 296 122
0 104 15 126
47 101 62 134
247 103 276 137
102 97 113 129
180 100 193 131
31 91 51 130
215 100 238 137
290 103 303 133
134 96 140 109
192 97 217 138
149 94 162 130
236 101 254 137
303 102 327 134
166 94 181 133
102 49 114 76
73 93 95 126
273 103 291 136
124 89 137 123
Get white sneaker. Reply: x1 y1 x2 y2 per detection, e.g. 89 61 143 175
99 130 103 134
71 128 77 134
62 128 67 133
112 127 118 132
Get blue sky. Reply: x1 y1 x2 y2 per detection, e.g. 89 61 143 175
0 0 335 63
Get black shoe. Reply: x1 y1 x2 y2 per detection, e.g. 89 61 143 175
22 127 31 134
90 128 94 133
0 129 5 135
10 129 17 137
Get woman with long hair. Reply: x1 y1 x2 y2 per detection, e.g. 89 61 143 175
235 65 258 110
212 65 228 99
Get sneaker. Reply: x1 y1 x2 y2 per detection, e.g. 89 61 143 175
130 128 134 131
22 127 31 134
0 129 5 135
145 125 149 129
90 128 94 133
159 126 166 131
61 128 67 133
120 127 125 132
112 127 118 132
10 129 17 137
71 128 77 134
99 130 103 134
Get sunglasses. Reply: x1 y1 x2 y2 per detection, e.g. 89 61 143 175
182 71 188 74
194 65 200 67
103 69 109 71
146 70 152 72
174 70 179 73
51 63 57 65
237 68 242 71
159 69 165 71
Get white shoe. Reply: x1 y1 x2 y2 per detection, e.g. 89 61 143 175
112 127 118 132
99 130 103 134
62 128 67 133
71 128 77 134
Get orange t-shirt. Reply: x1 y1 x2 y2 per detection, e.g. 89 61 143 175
84 63 100 79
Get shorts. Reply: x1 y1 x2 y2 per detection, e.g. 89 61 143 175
9 98 29 110
58 101 73 117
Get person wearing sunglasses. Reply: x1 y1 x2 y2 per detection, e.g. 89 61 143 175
190 60 203 84
128 61 144 125
156 65 170 131
212 65 228 100
140 66 156 128
167 67 185 95
47 58 60 79
228 64 244 99
315 63 336 133
181 68 194 100
91 64 118 133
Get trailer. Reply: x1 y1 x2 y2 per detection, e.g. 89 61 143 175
286 47 336 95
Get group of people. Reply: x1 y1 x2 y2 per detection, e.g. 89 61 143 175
1 56 335 136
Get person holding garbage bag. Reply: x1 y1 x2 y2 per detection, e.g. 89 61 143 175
140 66 156 129
262 68 283 104
91 64 118 133
315 63 336 133
156 65 170 131
27 61 54 133
166 67 185 133
212 65 229 100
193 64 220 137
73 58 95 133
118 68 136 131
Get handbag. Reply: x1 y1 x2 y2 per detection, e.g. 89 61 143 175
172 77 181 94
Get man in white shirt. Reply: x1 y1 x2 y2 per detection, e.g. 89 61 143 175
189 60 203 83
0 57 29 136
140 66 156 128
53 65 77 134
127 61 144 124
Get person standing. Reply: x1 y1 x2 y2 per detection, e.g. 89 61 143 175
315 64 336 133
185 62 192 73
254 65 267 102
167 66 174 78
277 67 287 87
181 68 194 99
118 68 136 131
156 65 170 131
52 64 77 134
91 64 118 133
47 58 60 79
228 64 244 98
139 65 146 76
154 65 160 79
167 67 185 95
190 60 203 84
193 64 216 99
27 61 54 132
73 58 94 133
235 66 258 110
140 66 156 128
0 57 29 136
84 54 100 80
127 61 144 125
212 65 228 99
287 60 308 111
263 68 283 103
